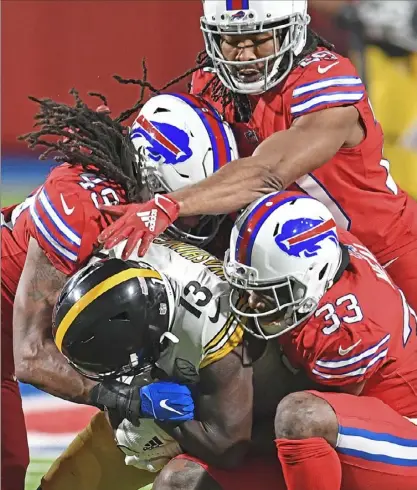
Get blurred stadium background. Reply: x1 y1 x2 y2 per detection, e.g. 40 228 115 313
1 1 416 489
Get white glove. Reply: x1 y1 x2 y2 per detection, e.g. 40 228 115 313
115 418 182 472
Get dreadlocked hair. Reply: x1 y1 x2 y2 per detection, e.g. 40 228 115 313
112 54 208 122
18 87 149 203
116 28 334 124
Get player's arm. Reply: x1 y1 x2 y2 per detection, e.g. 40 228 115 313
13 238 97 402
159 345 253 469
300 320 391 395
98 58 367 257
169 105 359 216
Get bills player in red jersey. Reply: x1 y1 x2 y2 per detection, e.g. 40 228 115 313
222 190 417 490
99 0 417 312
1 91 236 490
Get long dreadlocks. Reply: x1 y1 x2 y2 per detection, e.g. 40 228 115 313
18 61 152 203
115 28 335 123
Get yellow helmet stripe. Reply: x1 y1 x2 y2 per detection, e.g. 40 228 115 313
55 268 162 352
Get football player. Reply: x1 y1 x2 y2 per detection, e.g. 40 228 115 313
223 190 417 490
98 0 417 312
45 237 310 490
1 90 237 490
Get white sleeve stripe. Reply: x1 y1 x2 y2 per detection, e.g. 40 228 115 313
30 203 78 262
293 77 363 97
400 289 411 345
39 189 81 246
337 432 417 462
312 349 388 379
315 334 391 369
291 92 364 115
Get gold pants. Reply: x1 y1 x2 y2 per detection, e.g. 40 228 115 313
41 411 156 490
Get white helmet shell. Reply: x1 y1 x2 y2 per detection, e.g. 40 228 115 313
224 191 342 339
131 93 238 245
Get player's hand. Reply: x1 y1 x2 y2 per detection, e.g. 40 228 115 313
98 194 180 259
88 380 142 425
88 379 194 425
139 381 195 423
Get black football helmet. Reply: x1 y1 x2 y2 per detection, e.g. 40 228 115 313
52 258 174 380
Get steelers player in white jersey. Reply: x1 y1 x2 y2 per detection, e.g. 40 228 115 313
43 236 313 490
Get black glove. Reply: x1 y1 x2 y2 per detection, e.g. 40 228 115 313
88 380 141 425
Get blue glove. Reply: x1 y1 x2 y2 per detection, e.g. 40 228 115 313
140 381 195 422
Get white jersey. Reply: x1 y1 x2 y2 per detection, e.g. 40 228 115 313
110 237 245 382
105 237 246 472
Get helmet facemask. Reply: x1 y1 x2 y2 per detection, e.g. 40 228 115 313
201 13 310 95
138 145 226 247
224 250 318 340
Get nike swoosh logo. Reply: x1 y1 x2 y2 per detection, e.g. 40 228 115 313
159 399 183 415
60 194 75 215
338 339 362 356
318 61 339 74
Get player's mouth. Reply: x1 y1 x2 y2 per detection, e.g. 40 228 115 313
236 68 263 83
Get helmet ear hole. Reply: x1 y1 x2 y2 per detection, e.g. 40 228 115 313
318 264 328 281
154 108 170 114
110 311 130 322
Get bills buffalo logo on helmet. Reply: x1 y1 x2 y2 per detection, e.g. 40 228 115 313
274 217 338 258
230 10 247 21
131 114 193 165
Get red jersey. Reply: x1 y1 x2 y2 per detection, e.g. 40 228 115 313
1 163 127 310
191 48 417 266
279 231 417 417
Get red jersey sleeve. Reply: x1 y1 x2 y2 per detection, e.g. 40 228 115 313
287 50 366 122
26 166 126 276
291 305 391 388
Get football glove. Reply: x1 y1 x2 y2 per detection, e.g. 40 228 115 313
88 379 194 426
140 381 194 423
98 194 180 259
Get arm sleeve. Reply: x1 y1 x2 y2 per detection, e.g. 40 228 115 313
299 320 391 388
289 54 366 122
26 177 104 275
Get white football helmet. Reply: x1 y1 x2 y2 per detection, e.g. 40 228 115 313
200 0 310 95
130 93 238 246
224 191 343 339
